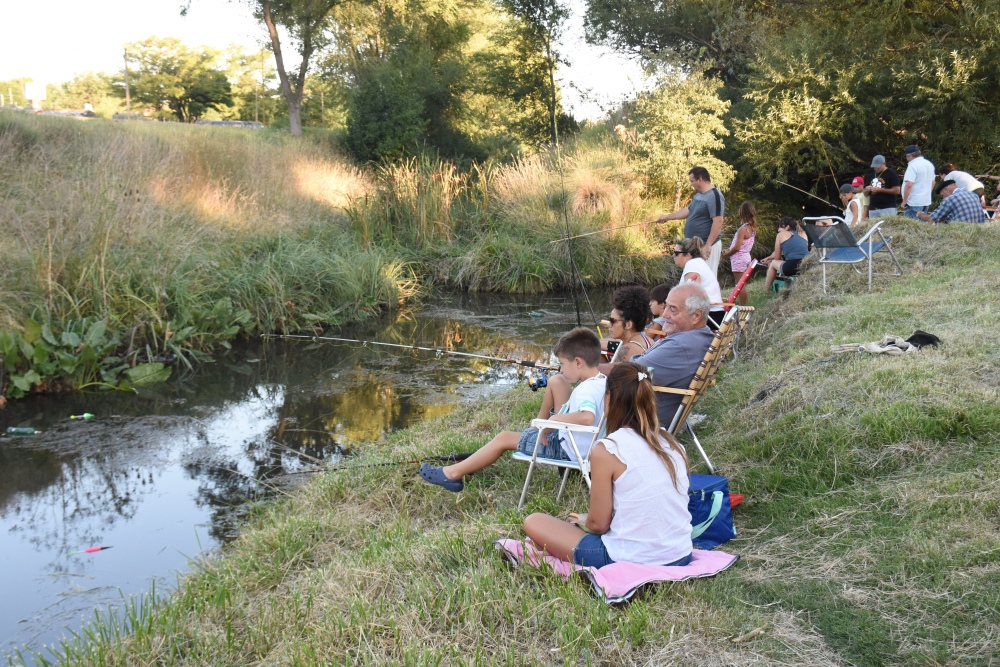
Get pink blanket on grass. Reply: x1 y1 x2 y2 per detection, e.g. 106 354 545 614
494 538 739 604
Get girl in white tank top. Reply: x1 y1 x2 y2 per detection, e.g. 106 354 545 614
522 362 693 568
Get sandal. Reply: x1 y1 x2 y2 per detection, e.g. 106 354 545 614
419 463 464 493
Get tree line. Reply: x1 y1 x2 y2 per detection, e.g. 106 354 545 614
4 0 998 197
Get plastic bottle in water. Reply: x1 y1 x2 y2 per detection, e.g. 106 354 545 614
6 427 41 436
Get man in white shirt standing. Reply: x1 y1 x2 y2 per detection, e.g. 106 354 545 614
901 144 935 220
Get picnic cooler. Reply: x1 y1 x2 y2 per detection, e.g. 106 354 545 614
689 474 736 549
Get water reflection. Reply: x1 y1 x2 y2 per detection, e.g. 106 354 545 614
0 292 608 661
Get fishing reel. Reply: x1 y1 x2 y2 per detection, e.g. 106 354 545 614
527 371 548 392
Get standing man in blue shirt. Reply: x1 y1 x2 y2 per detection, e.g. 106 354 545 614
652 166 726 274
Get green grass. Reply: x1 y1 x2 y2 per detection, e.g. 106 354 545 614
15 218 999 666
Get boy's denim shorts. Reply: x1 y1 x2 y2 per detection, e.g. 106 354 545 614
516 427 569 460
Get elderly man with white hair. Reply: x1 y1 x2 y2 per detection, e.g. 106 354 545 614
618 282 716 427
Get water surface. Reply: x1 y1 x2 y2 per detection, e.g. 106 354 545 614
0 292 608 662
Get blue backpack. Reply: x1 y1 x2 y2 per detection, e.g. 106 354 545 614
688 474 736 549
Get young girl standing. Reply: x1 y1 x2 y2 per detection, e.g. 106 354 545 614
721 201 757 305
522 362 693 568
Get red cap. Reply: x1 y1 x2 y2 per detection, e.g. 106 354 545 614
851 176 864 188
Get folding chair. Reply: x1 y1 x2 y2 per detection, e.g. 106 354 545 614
651 306 754 473
512 416 605 511
802 217 903 294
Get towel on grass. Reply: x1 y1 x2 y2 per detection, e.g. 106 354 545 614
831 330 941 356
495 538 739 604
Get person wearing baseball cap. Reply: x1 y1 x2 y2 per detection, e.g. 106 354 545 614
901 144 935 219
863 155 901 219
839 183 862 226
852 175 869 219
916 180 987 224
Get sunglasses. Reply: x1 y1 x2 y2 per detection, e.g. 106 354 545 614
672 250 686 256
607 316 623 324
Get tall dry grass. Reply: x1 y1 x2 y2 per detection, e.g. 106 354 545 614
344 132 676 292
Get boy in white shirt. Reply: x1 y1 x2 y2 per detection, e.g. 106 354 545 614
420 327 606 493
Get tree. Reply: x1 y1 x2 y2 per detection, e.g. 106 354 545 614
120 37 234 122
620 67 734 208
46 73 119 115
220 45 278 122
474 18 556 147
499 0 568 144
583 0 758 86
254 0 342 136
333 0 490 161
734 0 1000 184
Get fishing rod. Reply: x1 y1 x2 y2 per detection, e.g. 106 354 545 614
774 180 841 209
288 452 473 475
549 117 600 330
548 219 656 244
261 334 559 371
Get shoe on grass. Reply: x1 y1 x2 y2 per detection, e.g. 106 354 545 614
419 463 464 492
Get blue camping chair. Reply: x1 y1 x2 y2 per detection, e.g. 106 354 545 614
802 217 903 294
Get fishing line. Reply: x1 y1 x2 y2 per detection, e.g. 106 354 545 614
547 67 599 331
261 334 559 371
287 452 473 475
774 180 840 209
548 219 656 244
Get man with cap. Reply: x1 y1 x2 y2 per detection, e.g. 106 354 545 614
863 155 901 219
901 145 935 219
916 181 987 224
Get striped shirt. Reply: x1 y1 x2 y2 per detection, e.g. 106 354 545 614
930 188 987 224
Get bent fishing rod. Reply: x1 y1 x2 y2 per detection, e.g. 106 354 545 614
548 219 659 244
261 333 559 371
774 180 841 210
551 178 839 246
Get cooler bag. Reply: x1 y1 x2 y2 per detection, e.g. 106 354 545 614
688 474 736 549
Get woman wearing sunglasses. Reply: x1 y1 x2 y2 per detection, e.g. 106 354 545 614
603 285 654 362
673 237 724 329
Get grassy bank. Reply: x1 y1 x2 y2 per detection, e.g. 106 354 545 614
0 113 676 397
24 219 999 666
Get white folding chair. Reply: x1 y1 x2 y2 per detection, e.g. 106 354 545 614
511 416 604 511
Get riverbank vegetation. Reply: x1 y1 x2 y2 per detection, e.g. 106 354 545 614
0 112 674 396
25 221 999 666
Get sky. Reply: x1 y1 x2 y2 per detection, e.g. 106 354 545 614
0 0 650 120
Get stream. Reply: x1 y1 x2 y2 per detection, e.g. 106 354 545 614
0 292 609 663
